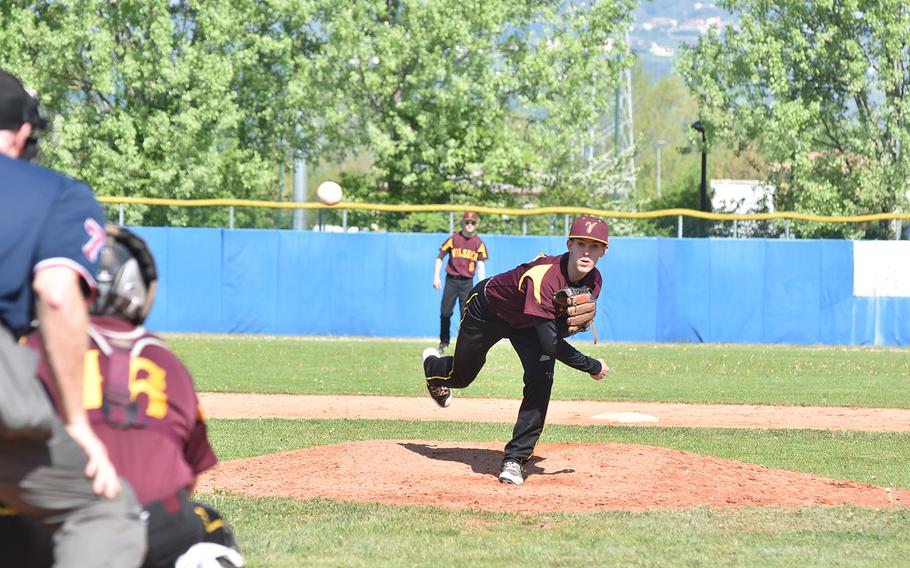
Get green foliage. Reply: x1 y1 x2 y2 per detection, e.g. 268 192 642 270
677 0 910 239
393 212 451 233
630 62 699 200
631 60 768 204
0 1 332 227
0 1 639 227
315 0 637 212
648 162 702 210
11 1 905 236
628 161 702 237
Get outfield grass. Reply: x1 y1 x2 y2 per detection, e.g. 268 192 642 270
167 335 910 566
194 494 910 568
167 335 910 407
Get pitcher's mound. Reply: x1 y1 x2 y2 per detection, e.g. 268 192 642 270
197 440 909 513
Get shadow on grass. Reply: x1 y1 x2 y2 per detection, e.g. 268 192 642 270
400 442 574 482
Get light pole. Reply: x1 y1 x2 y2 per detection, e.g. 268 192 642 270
690 121 708 236
654 139 668 197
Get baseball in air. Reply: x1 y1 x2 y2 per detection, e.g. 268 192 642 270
316 181 343 206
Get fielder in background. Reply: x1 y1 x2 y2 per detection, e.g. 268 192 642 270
433 211 489 353
24 225 244 568
422 216 610 486
0 69 146 567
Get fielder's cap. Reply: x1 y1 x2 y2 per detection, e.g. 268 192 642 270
0 69 32 130
463 211 479 222
569 215 609 246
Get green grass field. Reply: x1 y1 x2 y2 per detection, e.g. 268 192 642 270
166 335 910 567
169 336 910 407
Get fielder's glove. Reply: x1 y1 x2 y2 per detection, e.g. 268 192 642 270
553 286 596 337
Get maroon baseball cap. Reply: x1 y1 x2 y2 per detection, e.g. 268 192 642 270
463 211 479 222
569 216 609 246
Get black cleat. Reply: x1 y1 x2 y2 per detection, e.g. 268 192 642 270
422 348 451 407
426 382 452 408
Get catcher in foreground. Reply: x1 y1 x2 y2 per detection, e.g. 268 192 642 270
422 215 609 485
8 226 244 568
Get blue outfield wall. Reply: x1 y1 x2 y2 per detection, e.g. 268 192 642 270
133 228 910 346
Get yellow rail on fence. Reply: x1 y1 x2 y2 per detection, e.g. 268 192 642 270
96 196 910 223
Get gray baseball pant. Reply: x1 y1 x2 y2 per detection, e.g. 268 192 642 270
0 419 146 568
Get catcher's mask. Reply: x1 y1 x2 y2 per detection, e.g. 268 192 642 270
90 225 158 325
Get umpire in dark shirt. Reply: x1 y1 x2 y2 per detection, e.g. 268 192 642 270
0 68 145 567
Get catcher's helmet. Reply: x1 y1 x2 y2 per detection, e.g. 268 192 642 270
90 225 158 325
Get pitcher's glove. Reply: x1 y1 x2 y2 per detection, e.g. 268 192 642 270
553 286 596 337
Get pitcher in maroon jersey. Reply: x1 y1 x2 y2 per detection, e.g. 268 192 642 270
432 211 489 353
18 226 243 568
422 216 610 485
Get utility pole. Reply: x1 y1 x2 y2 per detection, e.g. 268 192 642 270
611 29 636 200
293 152 307 231
655 139 668 197
613 74 620 201
691 121 708 237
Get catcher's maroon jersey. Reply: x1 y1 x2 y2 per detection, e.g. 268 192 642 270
27 316 217 505
439 231 488 278
484 252 602 329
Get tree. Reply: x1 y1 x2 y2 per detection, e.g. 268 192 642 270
1 1 639 229
0 1 322 227
630 60 699 200
310 0 636 221
627 58 764 228
677 0 910 238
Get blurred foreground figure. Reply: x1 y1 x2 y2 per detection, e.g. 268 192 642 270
0 68 145 568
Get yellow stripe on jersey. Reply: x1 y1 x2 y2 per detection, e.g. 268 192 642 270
440 237 454 252
517 263 553 304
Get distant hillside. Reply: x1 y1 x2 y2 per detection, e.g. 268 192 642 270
631 0 736 79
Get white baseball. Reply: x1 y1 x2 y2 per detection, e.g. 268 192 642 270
316 181 343 206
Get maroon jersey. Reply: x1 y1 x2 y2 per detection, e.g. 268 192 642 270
484 252 602 329
439 231 488 278
27 316 217 506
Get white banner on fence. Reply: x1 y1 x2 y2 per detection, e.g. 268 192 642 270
853 241 910 297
